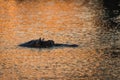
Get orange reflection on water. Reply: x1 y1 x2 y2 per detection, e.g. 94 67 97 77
0 0 104 80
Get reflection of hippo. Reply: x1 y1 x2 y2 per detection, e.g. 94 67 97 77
19 38 78 48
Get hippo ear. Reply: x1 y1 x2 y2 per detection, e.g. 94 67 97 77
42 38 45 41
39 38 41 41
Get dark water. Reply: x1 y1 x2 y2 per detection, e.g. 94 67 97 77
0 0 120 80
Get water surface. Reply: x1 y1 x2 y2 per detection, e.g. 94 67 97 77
0 0 119 80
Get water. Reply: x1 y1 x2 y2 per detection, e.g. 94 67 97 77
0 0 120 80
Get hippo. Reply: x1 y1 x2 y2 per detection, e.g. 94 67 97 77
19 37 78 48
